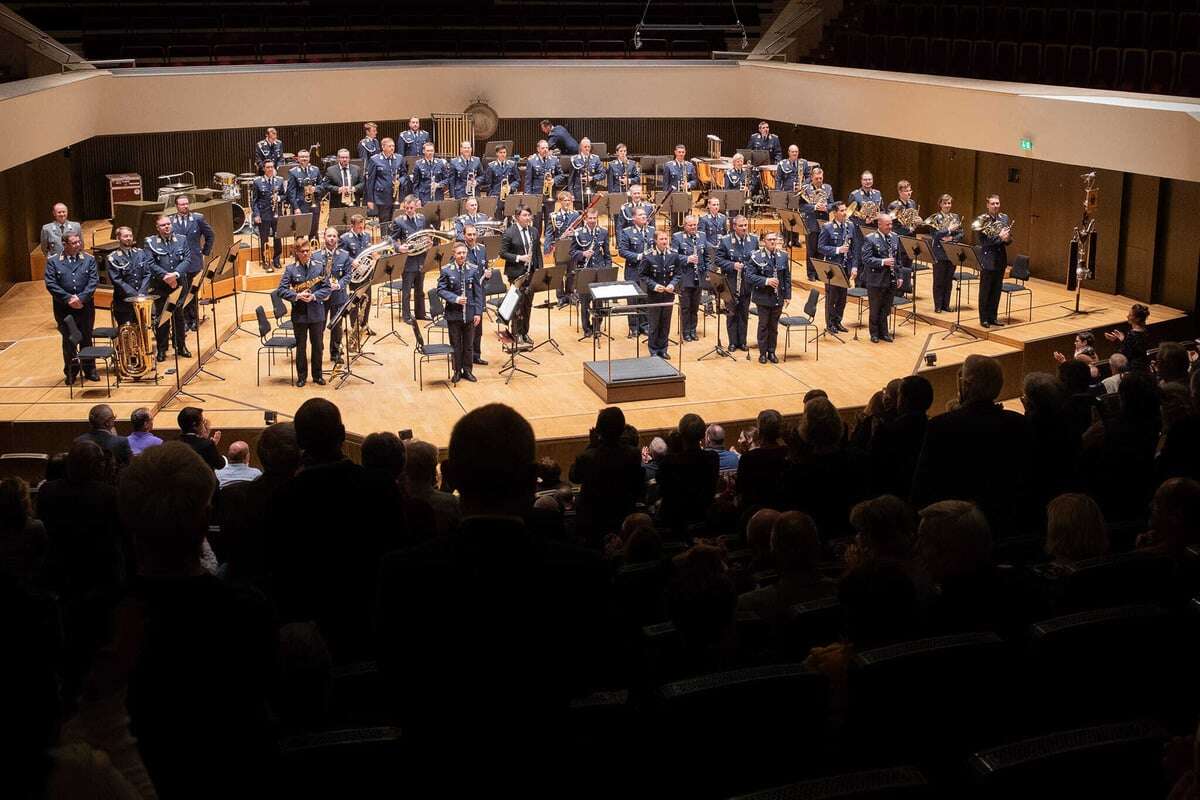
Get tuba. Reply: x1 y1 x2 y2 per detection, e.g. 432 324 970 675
117 295 156 379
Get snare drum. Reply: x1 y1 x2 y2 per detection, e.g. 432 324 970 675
214 171 238 200
759 165 778 191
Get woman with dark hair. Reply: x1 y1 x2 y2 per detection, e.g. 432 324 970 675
1105 303 1151 372
779 398 869 541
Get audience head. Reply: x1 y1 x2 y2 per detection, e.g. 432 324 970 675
668 544 735 648
256 422 299 477
226 441 250 464
800 397 844 454
882 378 902 412
403 440 439 489
897 375 933 416
704 423 726 449
65 440 106 483
446 403 536 516
118 442 215 576
130 407 153 433
624 525 663 564
1021 372 1065 419
803 388 829 403
772 512 821 574
1045 493 1109 563
647 437 668 461
746 508 782 559
1155 342 1190 384
839 559 919 649
917 500 993 582
1057 359 1092 395
1117 370 1161 428
44 452 67 483
960 355 1004 405
0 476 31 534
1108 352 1128 377
361 432 406 479
1149 478 1200 556
595 406 626 445
177 406 204 435
678 413 706 450
294 398 346 461
850 495 917 564
535 457 562 490
87 404 116 432
1128 303 1150 327
756 409 783 445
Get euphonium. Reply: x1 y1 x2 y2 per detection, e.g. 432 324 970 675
116 295 156 379
399 228 456 256
472 219 506 237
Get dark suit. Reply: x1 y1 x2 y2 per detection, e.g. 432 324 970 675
311 246 352 359
465 242 490 358
911 400 1036 536
570 444 644 545
746 248 791 356
436 262 484 376
500 223 542 337
286 165 324 241
278 258 332 381
656 448 720 529
859 230 909 340
179 431 225 471
817 219 855 329
617 225 655 336
927 212 964 312
322 163 364 208
45 252 99 377
639 249 682 357
715 233 759 349
976 213 1010 325
365 153 403 223
75 429 133 468
392 213 429 321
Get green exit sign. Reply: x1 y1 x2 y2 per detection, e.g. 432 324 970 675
1019 138 1033 151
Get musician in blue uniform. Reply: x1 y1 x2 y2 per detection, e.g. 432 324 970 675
287 149 325 241
392 196 430 323
108 226 151 327
357 122 380 162
278 238 331 386
570 209 610 337
698 196 729 247
975 193 1012 328
449 140 483 199
365 138 402 226
399 117 430 159
454 197 492 242
848 171 883 286
484 145 519 198
312 227 353 365
462 225 491 366
523 140 562 220
411 142 449 203
747 232 791 363
437 243 485 383
568 138 604 205
145 216 191 361
253 127 283 172
339 214 374 334
540 119 579 155
716 216 758 352
170 195 215 330
887 180 919 236
723 153 759 195
798 166 836 281
776 145 811 192
640 230 682 359
606 143 640 193
747 121 782 163
618 184 655 234
661 144 698 193
816 201 855 334
617 207 655 338
859 213 910 344
251 161 285 272
672 215 706 342
544 191 581 254
45 233 99 383
926 194 963 314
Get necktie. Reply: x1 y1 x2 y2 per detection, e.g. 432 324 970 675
343 168 349 186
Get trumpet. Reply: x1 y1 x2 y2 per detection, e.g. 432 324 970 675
499 176 510 201
270 186 281 215
339 184 357 205
392 170 401 204
466 169 477 198
972 214 1014 239
542 165 554 200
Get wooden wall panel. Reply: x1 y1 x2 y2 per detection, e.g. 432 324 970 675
0 151 76 294
1157 179 1200 313
1118 173 1160 302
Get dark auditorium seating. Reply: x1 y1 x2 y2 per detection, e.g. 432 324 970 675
1030 551 1176 614
277 726 404 796
731 767 931 800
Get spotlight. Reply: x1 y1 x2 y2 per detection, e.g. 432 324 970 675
924 353 937 367
264 410 278 425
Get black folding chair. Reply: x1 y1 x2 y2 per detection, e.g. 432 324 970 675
255 305 296 385
1001 254 1033 322
780 288 820 361
410 319 453 390
63 315 117 398
424 287 450 343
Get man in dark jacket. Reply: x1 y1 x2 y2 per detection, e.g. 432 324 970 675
75 403 132 468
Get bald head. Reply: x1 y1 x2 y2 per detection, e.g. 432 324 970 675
226 441 250 464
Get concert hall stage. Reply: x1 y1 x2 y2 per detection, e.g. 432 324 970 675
0 251 1190 461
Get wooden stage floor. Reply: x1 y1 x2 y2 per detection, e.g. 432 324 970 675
0 264 1189 451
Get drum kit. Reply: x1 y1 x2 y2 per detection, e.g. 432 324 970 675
211 171 256 234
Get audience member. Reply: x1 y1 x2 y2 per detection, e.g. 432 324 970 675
112 442 274 800
744 507 781 576
846 494 917 569
912 354 1035 536
1156 341 1191 389
736 409 788 509
1079 371 1161 524
75 404 132 469
214 440 261 488
176 406 224 471
1138 477 1200 561
642 435 668 484
656 413 719 530
1021 371 1079 504
571 407 643 545
403 439 461 538
213 422 298 580
1104 302 1150 372
738 511 834 627
917 500 999 633
1101 352 1128 394
780 397 867 541
1044 493 1108 572
667 543 737 670
868 374 932 498
126 407 162 455
1157 369 1200 483
0 476 47 586
704 423 740 470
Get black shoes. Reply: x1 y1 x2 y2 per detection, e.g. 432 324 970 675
991 319 1005 327
660 352 670 360
759 354 768 364
297 378 306 387
313 377 326 386
451 372 460 384
156 350 166 363
177 347 192 358
473 357 488 366
837 324 849 333
462 372 477 382
981 321 991 328
881 334 894 343
871 336 880 343
86 370 101 382
768 353 779 364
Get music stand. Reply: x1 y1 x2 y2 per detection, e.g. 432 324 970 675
503 192 541 219
156 284 203 404
424 200 459 230
711 190 744 215
811 257 850 344
483 236 502 261
575 266 618 342
698 270 734 361
527 265 565 354
328 206 366 229
777 210 806 268
475 196 499 218
496 276 538 383
275 213 312 259
768 190 796 212
939 241 982 341
738 148 770 166
899 235 934 310
374 253 409 344
663 191 693 231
